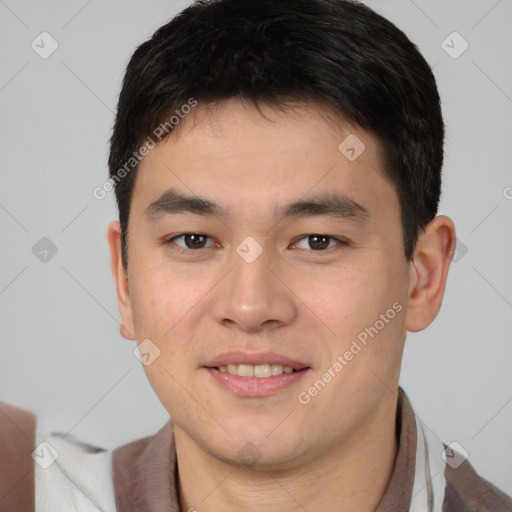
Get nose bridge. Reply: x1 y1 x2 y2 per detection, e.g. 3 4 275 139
214 238 297 330
231 240 275 306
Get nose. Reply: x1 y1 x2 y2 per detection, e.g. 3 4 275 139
210 241 297 333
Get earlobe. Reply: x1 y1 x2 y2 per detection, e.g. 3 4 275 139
405 215 456 332
120 323 135 339
107 221 136 340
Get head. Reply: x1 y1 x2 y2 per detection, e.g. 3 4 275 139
107 0 455 469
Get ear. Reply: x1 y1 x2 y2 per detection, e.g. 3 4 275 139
405 215 456 332
107 220 136 340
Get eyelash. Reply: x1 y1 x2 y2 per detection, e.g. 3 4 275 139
163 233 348 254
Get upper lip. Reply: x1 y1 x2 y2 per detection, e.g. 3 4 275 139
203 351 310 370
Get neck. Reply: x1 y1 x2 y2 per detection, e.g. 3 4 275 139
174 393 399 512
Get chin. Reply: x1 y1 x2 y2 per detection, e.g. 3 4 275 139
211 442 306 472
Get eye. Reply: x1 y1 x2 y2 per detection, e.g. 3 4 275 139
163 233 347 254
291 234 347 252
166 233 218 250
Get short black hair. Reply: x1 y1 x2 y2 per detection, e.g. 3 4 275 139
108 0 444 269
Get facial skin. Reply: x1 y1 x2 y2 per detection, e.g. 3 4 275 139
108 98 456 511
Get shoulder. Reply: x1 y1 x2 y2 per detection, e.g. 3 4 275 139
0 401 36 512
0 401 173 512
442 447 512 512
0 399 118 512
34 429 116 512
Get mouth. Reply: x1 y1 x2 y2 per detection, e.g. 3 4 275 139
206 363 308 378
203 363 311 398
202 351 311 397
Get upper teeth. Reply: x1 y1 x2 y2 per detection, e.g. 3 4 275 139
217 363 295 377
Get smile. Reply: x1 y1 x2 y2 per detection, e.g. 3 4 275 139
214 363 298 377
204 366 310 397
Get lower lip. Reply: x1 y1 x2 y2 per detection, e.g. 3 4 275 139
204 367 310 397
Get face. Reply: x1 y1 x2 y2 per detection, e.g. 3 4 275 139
111 98 417 469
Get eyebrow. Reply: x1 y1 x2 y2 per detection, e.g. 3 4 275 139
144 187 369 223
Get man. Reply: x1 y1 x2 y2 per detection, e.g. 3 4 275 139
1 0 511 510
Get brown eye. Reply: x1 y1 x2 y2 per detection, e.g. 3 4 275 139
168 233 215 250
293 234 345 251
308 235 330 250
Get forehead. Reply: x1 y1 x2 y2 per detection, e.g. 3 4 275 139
132 98 397 222
165 97 377 161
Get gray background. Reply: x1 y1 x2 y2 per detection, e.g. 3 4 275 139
1 0 511 495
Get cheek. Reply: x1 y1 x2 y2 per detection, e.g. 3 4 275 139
304 265 386 329
130 270 196 404
128 263 211 376
129 265 191 337
307 258 407 360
